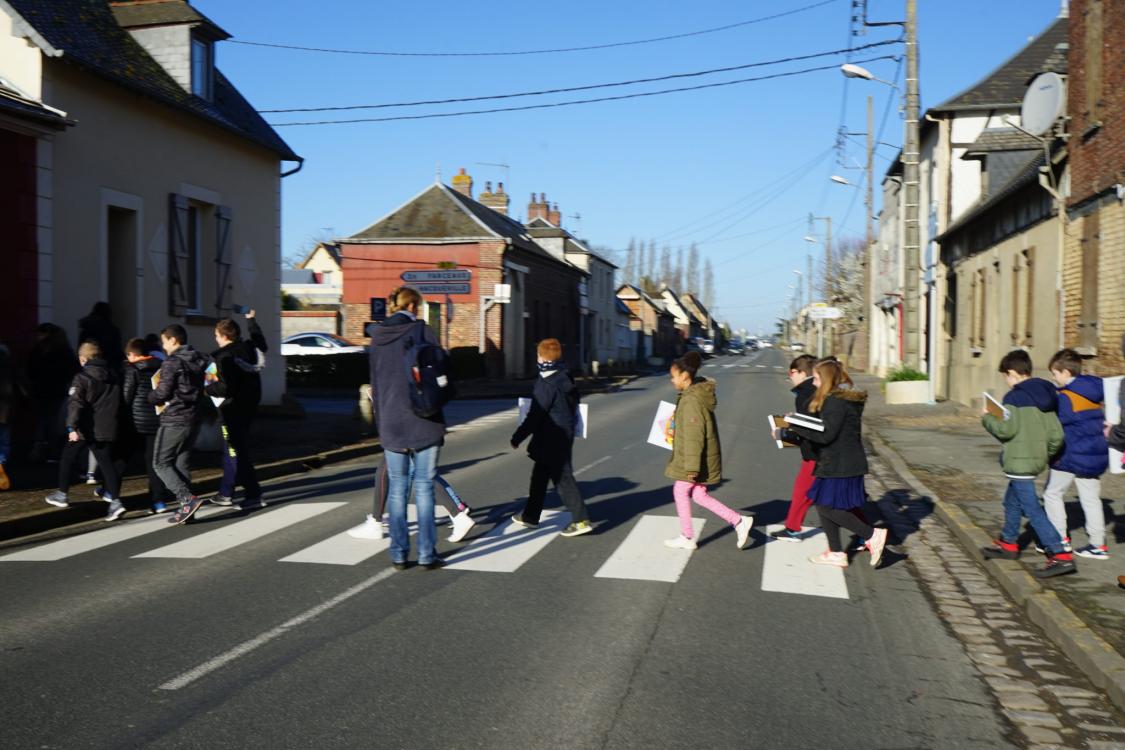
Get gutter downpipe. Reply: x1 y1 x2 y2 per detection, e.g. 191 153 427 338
281 158 305 178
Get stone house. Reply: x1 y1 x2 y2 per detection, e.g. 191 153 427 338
616 284 676 363
659 286 704 344
1065 0 1125 374
0 0 301 410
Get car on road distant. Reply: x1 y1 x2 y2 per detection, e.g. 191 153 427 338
726 339 745 355
281 333 366 356
788 342 805 352
699 339 715 355
758 340 772 348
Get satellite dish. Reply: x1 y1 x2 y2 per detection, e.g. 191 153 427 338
1020 72 1065 136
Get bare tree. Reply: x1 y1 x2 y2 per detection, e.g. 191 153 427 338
284 228 335 269
703 257 715 309
637 242 648 289
659 245 673 288
624 238 637 286
647 240 658 284
830 237 866 331
686 244 701 295
674 246 685 291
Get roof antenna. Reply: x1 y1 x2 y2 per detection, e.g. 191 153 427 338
435 162 442 183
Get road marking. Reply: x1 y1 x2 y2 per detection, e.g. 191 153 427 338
594 515 705 583
280 510 422 566
756 364 767 368
574 456 611 476
134 503 346 559
760 524 849 599
158 566 397 690
0 507 225 562
443 510 564 572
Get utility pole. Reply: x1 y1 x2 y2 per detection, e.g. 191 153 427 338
902 0 921 368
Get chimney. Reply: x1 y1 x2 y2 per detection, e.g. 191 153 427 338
479 181 510 215
451 167 473 198
548 203 561 227
527 192 550 222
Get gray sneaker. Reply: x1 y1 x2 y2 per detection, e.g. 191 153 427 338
210 494 235 506
45 491 69 508
238 497 267 511
104 499 126 522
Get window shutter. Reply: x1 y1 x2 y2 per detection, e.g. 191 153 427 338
168 193 190 316
1079 213 1100 349
215 205 233 314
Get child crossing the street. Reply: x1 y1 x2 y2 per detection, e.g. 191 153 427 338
44 342 125 521
770 354 819 542
661 351 754 551
122 337 170 513
980 350 1076 578
349 462 476 542
1043 348 1110 560
510 338 593 538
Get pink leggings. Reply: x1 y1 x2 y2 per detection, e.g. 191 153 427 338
673 481 741 539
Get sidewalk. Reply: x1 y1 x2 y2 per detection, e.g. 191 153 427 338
0 374 635 543
855 373 1125 709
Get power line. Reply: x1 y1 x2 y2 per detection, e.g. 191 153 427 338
232 0 843 58
270 55 897 127
261 40 899 113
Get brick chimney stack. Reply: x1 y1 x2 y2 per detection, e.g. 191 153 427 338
451 167 473 198
479 181 511 215
528 192 550 222
548 203 561 226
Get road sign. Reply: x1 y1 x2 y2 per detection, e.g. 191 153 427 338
807 306 843 320
412 282 470 295
401 270 471 282
369 297 387 322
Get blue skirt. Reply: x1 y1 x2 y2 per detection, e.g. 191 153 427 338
808 476 867 510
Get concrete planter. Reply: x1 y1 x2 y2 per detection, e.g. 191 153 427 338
885 379 930 405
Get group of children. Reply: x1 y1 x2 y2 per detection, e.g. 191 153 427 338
44 312 268 525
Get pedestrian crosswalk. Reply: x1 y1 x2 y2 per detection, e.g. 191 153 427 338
446 407 519 434
0 503 853 599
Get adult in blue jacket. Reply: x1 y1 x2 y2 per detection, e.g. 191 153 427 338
1043 349 1109 559
369 287 446 570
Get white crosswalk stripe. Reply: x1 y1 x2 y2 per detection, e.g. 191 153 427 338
594 515 705 583
134 503 346 559
0 506 226 561
760 524 849 599
443 511 566 572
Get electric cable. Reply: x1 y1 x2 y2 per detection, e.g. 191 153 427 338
232 0 842 58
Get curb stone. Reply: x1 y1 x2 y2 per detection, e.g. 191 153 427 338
867 429 1125 713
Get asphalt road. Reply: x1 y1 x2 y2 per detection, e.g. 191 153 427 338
0 348 1016 749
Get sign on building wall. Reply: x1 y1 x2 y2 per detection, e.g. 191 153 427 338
401 270 472 282
411 283 471 295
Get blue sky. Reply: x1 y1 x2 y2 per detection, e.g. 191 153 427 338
196 0 1064 334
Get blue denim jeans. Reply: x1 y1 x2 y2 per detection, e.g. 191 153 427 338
1000 479 1066 554
384 445 440 564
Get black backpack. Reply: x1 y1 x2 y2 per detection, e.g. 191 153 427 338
403 321 455 418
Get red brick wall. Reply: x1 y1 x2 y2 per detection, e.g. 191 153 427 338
1068 0 1125 205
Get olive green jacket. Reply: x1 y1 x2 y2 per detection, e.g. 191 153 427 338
664 378 722 484
982 404 1064 478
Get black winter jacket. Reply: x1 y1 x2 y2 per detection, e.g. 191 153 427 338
123 356 162 435
511 369 580 465
148 346 209 425
788 386 869 478
66 359 121 442
206 318 267 420
368 313 446 452
780 377 818 461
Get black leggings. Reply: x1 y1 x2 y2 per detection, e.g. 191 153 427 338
817 505 873 552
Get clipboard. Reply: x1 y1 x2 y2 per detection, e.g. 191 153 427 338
767 415 799 450
983 391 1010 421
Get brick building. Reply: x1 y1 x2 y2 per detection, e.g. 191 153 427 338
338 172 586 377
1065 0 1125 373
616 284 676 363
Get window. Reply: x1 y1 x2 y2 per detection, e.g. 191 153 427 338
191 38 213 99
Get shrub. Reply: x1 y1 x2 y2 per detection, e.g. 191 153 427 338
886 365 929 382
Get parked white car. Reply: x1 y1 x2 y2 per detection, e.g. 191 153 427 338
281 333 365 356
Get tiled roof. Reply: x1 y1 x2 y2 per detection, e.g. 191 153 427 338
933 17 1067 111
7 0 298 161
963 128 1043 155
936 150 1046 241
0 84 74 129
110 0 227 37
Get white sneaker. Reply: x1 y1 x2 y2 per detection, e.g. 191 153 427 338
809 550 848 568
664 534 698 550
448 509 476 542
347 513 384 540
735 516 754 550
866 527 888 568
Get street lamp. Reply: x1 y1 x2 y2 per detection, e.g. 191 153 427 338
840 63 897 88
830 175 854 186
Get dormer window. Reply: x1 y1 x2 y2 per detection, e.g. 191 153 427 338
191 37 213 99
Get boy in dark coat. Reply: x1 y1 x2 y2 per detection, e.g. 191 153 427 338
510 338 592 538
205 312 267 510
150 325 209 524
45 342 125 521
123 337 169 513
1043 348 1109 559
771 354 818 541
